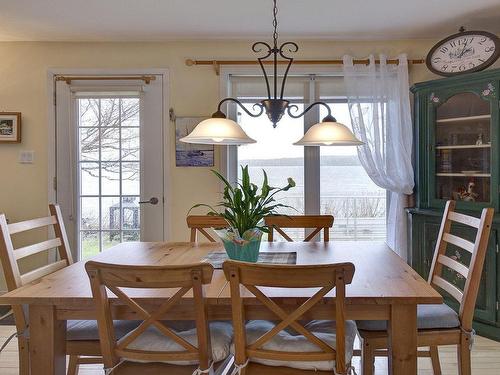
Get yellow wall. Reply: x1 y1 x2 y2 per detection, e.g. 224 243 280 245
0 38 485 290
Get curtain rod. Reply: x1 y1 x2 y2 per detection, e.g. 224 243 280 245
54 75 157 84
185 58 425 75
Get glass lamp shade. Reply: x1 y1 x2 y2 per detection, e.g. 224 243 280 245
294 120 364 146
179 117 256 145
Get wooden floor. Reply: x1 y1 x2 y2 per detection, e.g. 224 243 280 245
1 325 500 374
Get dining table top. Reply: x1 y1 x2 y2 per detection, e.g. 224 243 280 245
0 240 442 306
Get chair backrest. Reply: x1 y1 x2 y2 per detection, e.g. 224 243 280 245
0 204 73 334
186 215 230 242
428 200 494 330
223 260 354 374
85 261 214 370
264 215 334 242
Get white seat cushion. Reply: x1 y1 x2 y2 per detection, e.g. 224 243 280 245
67 320 142 341
356 303 460 331
236 320 357 372
21 308 142 341
127 321 233 365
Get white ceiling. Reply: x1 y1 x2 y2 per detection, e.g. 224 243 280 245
0 0 499 42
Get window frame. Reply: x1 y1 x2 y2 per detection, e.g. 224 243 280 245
219 67 388 240
219 67 346 215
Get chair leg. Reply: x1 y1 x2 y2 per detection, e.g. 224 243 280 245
429 346 442 375
18 337 30 375
457 333 472 375
67 355 79 375
360 338 375 375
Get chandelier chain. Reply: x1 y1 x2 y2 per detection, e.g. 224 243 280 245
272 0 278 48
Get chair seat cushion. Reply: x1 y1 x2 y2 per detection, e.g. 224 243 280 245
126 321 233 365
356 304 460 331
67 320 142 341
236 320 357 372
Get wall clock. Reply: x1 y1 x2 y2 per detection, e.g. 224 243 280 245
426 29 500 76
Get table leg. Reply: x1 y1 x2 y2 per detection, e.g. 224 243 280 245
29 305 67 375
388 304 417 375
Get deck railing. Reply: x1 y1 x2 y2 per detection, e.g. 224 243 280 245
275 194 386 241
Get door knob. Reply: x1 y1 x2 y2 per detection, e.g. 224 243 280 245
139 197 159 205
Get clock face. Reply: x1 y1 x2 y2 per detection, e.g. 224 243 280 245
426 31 500 76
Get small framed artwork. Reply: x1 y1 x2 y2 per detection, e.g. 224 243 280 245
0 112 22 143
175 116 214 167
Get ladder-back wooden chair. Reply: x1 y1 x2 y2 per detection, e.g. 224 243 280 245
264 215 334 242
186 215 230 242
223 260 356 375
85 261 232 374
357 200 494 375
0 204 101 375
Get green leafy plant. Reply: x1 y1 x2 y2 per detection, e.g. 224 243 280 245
190 165 296 236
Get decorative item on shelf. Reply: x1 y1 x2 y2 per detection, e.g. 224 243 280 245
448 250 466 286
455 180 479 202
179 0 363 147
189 165 295 262
426 26 500 77
0 112 21 143
476 133 484 145
439 149 452 172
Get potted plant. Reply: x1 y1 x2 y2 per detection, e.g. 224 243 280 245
190 165 295 262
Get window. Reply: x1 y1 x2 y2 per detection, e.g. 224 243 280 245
319 104 386 240
228 74 386 241
78 97 141 259
238 103 305 214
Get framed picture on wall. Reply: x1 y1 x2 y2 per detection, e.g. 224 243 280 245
175 116 214 167
0 112 22 143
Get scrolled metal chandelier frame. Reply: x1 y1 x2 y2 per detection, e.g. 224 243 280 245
210 0 336 128
180 0 362 147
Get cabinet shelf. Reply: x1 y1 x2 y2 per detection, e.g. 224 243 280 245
436 114 491 123
436 173 491 177
436 144 491 150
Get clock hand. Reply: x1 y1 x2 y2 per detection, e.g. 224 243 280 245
459 41 469 58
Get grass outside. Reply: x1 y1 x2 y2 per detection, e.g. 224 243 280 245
81 231 138 260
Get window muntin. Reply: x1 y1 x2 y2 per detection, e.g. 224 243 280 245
77 97 141 259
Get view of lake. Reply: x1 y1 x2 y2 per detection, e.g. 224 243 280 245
240 156 387 241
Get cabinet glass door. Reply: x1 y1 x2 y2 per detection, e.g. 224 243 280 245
433 91 493 206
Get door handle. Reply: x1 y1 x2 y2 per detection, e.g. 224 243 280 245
139 197 159 205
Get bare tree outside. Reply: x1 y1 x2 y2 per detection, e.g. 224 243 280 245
78 97 141 259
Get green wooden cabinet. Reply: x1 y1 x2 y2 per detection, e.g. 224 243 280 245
409 68 500 341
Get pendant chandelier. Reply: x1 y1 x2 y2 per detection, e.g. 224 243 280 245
181 0 363 147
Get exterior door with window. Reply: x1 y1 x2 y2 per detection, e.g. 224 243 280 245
54 76 165 260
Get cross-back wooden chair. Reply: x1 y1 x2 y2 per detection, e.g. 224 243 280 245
223 260 356 375
264 215 334 242
85 261 227 374
186 215 230 242
357 200 494 375
0 204 101 375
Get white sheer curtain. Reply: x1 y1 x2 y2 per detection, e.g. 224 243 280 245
342 54 414 260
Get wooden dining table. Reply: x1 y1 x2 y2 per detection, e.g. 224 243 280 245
0 240 442 375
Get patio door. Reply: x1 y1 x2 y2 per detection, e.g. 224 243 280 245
54 75 165 260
